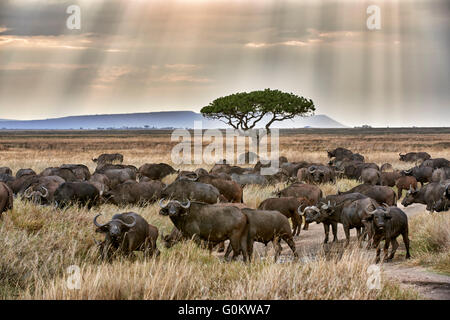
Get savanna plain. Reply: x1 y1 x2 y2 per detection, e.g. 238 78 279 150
0 128 449 300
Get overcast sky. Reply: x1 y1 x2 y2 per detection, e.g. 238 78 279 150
0 0 448 127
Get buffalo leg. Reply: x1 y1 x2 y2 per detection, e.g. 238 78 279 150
224 242 233 260
373 235 383 263
323 223 330 243
343 225 351 247
383 237 391 262
283 235 298 259
332 222 338 243
273 237 282 262
402 231 411 259
387 238 399 261
303 221 309 230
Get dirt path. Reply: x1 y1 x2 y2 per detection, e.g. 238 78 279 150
252 202 450 300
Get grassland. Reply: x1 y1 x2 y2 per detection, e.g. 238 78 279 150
0 128 449 300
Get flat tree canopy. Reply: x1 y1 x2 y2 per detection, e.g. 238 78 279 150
201 89 315 131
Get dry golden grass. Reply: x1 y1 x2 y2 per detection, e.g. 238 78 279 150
0 129 448 300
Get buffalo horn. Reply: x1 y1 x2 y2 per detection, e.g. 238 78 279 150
116 216 136 228
180 199 191 209
159 198 169 208
93 214 109 228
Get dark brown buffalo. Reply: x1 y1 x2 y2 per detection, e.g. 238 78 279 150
360 168 381 185
0 182 13 219
61 164 91 181
196 174 243 203
16 168 36 179
307 165 336 184
402 166 433 187
161 179 220 204
364 205 410 263
395 176 418 199
421 158 450 169
380 163 394 172
313 197 378 246
339 184 397 206
224 208 298 262
159 200 249 261
95 166 137 189
40 167 79 182
54 182 100 208
301 193 368 243
92 153 124 165
88 173 111 196
0 173 14 183
105 180 165 206
380 171 402 187
93 212 159 260
0 167 12 176
344 162 380 180
258 197 310 235
433 183 449 212
280 161 310 177
401 182 448 212
8 173 38 195
327 147 353 160
276 183 323 205
139 163 177 180
431 167 450 183
399 152 431 162
23 175 65 204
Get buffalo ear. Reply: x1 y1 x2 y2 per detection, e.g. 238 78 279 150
96 226 108 233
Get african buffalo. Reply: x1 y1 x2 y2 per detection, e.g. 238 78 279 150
307 165 336 184
61 164 91 181
16 168 36 179
401 182 449 212
301 193 368 243
93 212 159 260
40 167 79 182
0 167 12 176
224 208 298 262
380 171 402 187
161 179 220 204
339 184 397 206
105 180 165 206
364 205 410 263
159 200 249 261
258 197 310 235
360 168 381 185
88 173 111 195
54 182 100 208
276 183 323 205
421 158 449 169
231 173 268 186
402 166 433 187
0 173 14 183
23 175 65 204
327 147 353 160
139 163 177 180
395 176 418 199
92 153 124 165
399 152 431 162
0 182 13 218
433 183 449 212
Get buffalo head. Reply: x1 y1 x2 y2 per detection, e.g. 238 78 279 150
93 214 136 240
364 204 392 231
401 185 418 207
24 186 49 204
159 199 191 216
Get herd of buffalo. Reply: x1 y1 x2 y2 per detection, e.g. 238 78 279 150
0 148 448 263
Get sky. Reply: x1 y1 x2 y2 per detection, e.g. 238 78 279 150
0 0 449 127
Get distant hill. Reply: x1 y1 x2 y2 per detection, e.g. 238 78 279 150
0 111 347 130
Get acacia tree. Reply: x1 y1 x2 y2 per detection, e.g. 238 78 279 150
201 89 315 162
201 89 315 132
